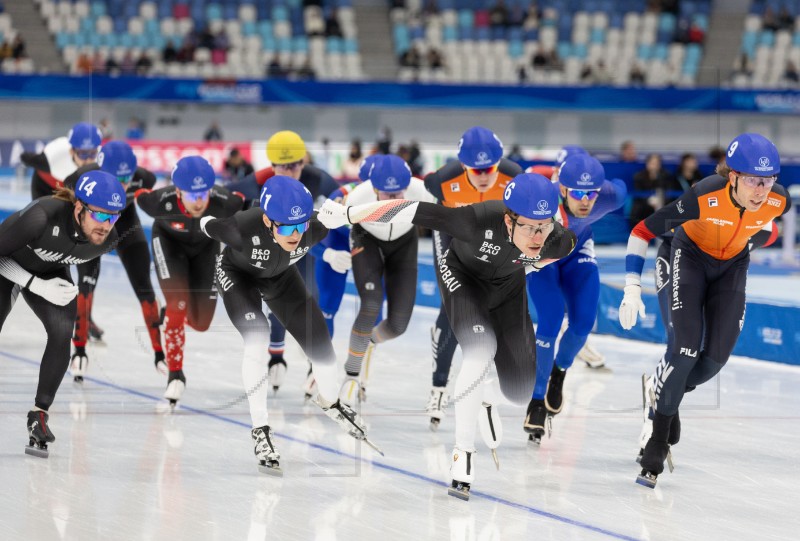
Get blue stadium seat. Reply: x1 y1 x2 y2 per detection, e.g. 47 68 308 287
637 44 652 60
242 21 257 36
557 41 572 59
760 30 775 47
508 40 524 58
344 38 358 53
326 37 342 53
443 25 458 42
91 1 106 17
293 36 308 52
573 42 587 59
591 27 605 44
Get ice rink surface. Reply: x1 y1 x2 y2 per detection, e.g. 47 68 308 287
1 256 799 541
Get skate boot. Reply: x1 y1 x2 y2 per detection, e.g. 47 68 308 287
523 398 550 445
338 374 366 407
545 365 566 414
321 399 384 455
164 369 186 407
637 374 655 464
478 402 502 470
577 339 606 369
425 386 449 431
251 425 282 476
25 410 56 458
636 411 675 488
70 347 89 383
302 366 318 402
448 447 475 501
154 351 167 375
88 319 104 342
268 357 287 395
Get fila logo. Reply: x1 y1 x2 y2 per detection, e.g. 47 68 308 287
708 197 718 207
679 347 698 358
252 236 260 246
52 226 60 236
536 339 551 348
485 229 493 239
472 325 485 333
450 182 460 192
244 312 256 321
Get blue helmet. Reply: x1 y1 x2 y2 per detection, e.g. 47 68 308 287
558 154 605 190
503 173 560 220
68 122 103 151
457 126 504 168
260 175 314 224
726 133 780 176
74 170 126 212
370 154 411 192
97 141 137 180
555 145 588 167
358 155 379 182
171 156 215 192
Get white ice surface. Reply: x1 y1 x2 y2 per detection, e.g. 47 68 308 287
1 257 800 541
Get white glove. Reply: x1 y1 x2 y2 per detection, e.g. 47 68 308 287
317 200 350 229
322 248 352 274
28 276 79 306
618 284 646 330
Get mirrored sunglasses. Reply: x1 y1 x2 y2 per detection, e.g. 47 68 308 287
88 209 121 224
567 188 601 201
273 220 310 236
75 150 99 160
465 163 499 176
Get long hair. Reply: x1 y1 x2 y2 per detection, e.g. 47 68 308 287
52 187 77 204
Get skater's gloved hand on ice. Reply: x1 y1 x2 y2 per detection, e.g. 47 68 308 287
322 248 352 274
28 276 79 306
317 200 350 229
618 285 646 330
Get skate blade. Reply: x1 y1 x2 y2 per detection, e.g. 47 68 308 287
491 449 500 471
362 436 385 457
584 362 611 371
527 432 543 446
666 451 675 473
448 484 470 501
258 462 284 477
25 445 49 458
636 449 643 464
636 471 657 489
429 418 440 432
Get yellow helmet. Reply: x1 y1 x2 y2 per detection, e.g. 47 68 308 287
267 130 306 165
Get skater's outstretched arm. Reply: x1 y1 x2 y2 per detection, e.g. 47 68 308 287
199 215 244 250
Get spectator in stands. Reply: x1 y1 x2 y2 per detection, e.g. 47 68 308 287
214 30 229 52
76 53 93 75
305 6 325 37
294 60 316 81
708 145 725 166
408 140 424 177
779 7 794 30
267 58 287 79
126 117 145 140
580 62 594 82
508 3 524 27
224 148 254 183
423 0 439 17
163 40 178 63
630 153 679 226
688 22 705 44
0 41 11 60
120 51 136 76
11 34 25 60
783 60 799 86
326 9 343 38
427 47 444 70
341 139 364 179
99 118 113 140
489 0 509 29
532 45 547 69
523 4 540 31
674 153 703 191
376 126 392 154
763 7 780 33
199 26 216 50
630 64 646 86
731 53 753 79
105 56 119 75
136 52 152 75
400 45 422 69
177 41 195 63
92 51 105 74
506 144 524 162
620 140 638 162
517 65 528 83
203 121 223 142
548 49 563 71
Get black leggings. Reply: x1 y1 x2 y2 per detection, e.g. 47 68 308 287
1 271 77 410
431 230 459 387
344 226 418 375
653 232 748 415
